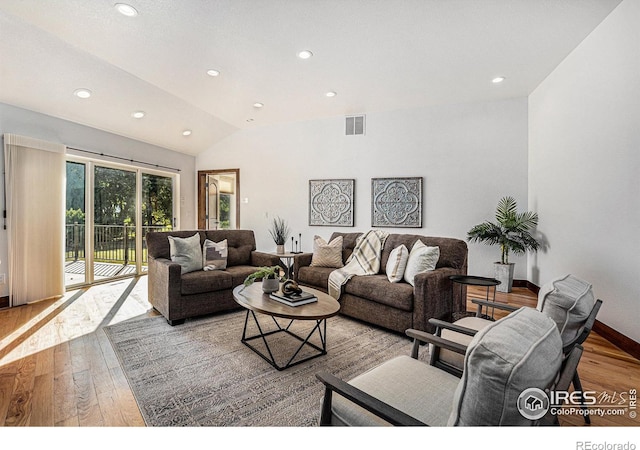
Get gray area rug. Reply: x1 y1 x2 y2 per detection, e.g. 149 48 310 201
104 310 426 426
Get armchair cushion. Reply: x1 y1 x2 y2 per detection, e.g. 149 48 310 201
438 316 491 371
448 307 562 426
536 274 595 346
331 355 460 426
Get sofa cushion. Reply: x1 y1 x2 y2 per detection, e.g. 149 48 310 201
310 235 344 268
297 266 333 291
168 232 203 274
181 269 233 295
536 274 595 346
403 240 439 286
329 232 363 265
225 265 264 288
386 244 409 283
204 230 255 266
448 307 562 426
203 239 228 271
380 234 467 272
147 230 205 260
344 274 414 311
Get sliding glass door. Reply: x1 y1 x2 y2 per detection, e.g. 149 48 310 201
65 159 176 287
93 166 138 281
141 173 174 272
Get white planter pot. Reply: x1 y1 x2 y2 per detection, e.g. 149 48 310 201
262 278 280 294
494 263 515 293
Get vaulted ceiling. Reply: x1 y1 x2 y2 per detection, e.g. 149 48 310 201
0 0 622 155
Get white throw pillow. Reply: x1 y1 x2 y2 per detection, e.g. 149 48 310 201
310 235 344 268
403 240 440 286
203 239 228 271
168 232 203 274
386 244 409 283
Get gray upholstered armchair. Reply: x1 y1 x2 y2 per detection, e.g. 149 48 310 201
316 307 582 426
429 274 601 423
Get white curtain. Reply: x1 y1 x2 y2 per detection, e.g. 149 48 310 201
4 134 66 306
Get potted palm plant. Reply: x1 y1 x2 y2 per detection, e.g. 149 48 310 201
467 196 540 293
269 216 290 254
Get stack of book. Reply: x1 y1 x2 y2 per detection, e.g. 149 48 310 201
269 290 318 307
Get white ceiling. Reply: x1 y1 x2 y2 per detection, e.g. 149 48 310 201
0 0 622 156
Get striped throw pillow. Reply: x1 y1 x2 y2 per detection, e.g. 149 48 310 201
310 235 344 268
386 244 409 283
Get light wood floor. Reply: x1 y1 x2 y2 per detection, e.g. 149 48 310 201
0 276 638 427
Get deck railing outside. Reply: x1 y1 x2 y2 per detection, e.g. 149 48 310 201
65 223 171 264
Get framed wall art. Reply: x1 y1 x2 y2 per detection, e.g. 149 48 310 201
309 179 355 227
371 177 422 227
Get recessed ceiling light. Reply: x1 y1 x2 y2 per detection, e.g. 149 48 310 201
182 130 192 136
73 88 92 99
207 69 220 77
325 91 337 98
297 50 313 59
253 102 264 108
492 76 506 84
131 111 145 119
115 3 138 17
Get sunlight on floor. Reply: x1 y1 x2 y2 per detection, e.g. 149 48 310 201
0 276 152 366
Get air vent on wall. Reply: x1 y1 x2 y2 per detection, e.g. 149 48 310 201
345 115 365 136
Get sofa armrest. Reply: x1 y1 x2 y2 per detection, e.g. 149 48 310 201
148 256 183 321
250 251 282 268
293 253 313 282
412 267 462 332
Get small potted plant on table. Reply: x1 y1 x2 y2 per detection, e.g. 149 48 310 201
242 266 282 293
269 216 290 254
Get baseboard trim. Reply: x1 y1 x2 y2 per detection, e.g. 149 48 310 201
0 296 9 309
512 279 538 292
515 279 639 360
593 320 640 361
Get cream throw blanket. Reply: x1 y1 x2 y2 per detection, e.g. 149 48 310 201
328 230 389 300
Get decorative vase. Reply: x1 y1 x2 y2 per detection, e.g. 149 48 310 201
494 262 515 293
276 244 285 254
262 278 279 294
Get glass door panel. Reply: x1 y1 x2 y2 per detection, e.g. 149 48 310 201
65 161 86 287
93 166 137 281
141 173 174 271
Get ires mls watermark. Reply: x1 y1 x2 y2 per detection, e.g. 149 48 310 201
517 387 637 420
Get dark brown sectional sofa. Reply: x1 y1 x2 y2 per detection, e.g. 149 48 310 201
146 229 282 325
294 232 468 333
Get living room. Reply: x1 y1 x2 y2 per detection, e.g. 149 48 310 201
0 0 638 444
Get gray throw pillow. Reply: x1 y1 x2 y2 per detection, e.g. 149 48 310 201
448 307 562 426
536 274 595 346
168 232 203 274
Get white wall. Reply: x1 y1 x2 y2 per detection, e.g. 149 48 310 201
0 102 197 297
528 0 639 341
197 98 529 278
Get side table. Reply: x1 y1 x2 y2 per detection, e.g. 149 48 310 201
269 252 313 279
449 275 501 321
